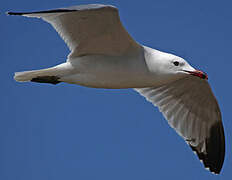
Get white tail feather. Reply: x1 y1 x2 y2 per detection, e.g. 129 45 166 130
14 70 38 82
14 63 72 83
14 67 60 82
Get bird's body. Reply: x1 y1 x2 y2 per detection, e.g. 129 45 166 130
20 46 185 89
8 4 225 174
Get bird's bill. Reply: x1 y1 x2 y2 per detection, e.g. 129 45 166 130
183 70 208 80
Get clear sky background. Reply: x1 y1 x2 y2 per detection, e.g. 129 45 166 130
1 0 232 179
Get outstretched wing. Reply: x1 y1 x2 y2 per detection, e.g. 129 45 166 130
135 76 225 174
8 4 140 59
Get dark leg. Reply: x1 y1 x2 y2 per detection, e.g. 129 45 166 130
31 76 61 85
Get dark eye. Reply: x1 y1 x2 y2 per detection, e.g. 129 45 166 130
173 61 179 66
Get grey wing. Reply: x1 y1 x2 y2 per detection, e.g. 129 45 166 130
135 76 225 174
8 4 140 59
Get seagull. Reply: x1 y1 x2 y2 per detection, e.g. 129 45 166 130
7 4 225 174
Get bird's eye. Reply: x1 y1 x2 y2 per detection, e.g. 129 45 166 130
173 61 179 66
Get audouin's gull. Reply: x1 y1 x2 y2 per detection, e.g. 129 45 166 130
7 4 225 174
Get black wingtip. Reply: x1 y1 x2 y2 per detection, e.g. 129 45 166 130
6 11 24 16
6 9 77 16
6 5 117 16
190 121 225 174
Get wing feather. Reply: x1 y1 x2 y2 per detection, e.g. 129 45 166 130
8 4 140 59
135 76 225 174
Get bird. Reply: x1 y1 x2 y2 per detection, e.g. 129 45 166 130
7 4 225 174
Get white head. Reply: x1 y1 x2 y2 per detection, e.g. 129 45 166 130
168 56 208 80
144 46 208 84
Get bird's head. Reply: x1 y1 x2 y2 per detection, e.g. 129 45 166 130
144 47 208 86
159 56 208 81
169 57 208 80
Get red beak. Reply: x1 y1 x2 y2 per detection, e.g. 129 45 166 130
183 70 208 80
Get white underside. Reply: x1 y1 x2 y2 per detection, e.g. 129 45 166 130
14 46 188 88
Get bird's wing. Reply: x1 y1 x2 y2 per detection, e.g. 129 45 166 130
7 4 140 59
134 76 225 174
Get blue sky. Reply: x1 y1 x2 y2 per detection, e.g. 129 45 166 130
1 0 232 179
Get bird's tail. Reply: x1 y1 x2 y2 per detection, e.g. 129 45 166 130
14 64 68 85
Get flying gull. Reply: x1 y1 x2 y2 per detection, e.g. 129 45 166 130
7 4 225 174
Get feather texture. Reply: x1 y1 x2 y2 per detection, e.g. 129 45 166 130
135 76 225 174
